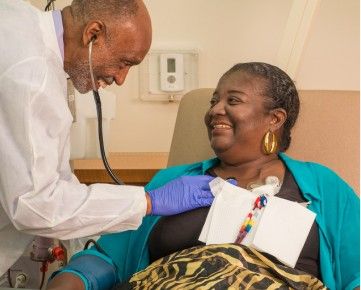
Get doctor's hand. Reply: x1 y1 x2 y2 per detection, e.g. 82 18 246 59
146 175 215 216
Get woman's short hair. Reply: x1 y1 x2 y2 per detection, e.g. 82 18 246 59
223 62 300 152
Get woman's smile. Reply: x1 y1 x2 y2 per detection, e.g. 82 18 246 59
210 121 233 135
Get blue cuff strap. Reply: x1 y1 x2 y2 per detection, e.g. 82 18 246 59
50 253 117 290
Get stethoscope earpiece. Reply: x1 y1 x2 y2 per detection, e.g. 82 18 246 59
88 38 97 92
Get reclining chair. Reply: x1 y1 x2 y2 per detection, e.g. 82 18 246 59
168 88 359 192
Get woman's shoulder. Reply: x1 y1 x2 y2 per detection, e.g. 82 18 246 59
281 153 346 180
280 153 357 198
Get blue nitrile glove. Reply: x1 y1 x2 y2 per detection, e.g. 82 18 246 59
147 175 215 216
226 178 238 186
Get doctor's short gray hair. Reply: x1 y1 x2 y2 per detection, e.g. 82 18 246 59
71 0 139 23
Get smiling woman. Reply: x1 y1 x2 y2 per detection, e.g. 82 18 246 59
47 63 359 290
204 63 298 189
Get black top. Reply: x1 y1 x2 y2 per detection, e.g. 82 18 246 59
148 169 320 279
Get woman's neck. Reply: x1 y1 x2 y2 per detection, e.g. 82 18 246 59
213 154 285 188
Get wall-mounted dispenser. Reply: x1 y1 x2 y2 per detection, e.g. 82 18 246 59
139 49 198 102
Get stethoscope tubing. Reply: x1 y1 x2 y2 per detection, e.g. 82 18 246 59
89 40 124 185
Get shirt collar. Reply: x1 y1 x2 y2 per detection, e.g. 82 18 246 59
52 10 64 61
278 153 319 201
201 158 219 174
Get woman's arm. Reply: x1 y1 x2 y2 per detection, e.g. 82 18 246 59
46 250 118 290
47 273 85 290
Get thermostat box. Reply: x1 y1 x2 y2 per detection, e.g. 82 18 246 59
139 49 199 102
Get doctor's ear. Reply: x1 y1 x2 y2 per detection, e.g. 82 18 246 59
82 20 106 46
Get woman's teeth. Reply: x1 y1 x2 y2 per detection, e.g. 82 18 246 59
213 124 232 129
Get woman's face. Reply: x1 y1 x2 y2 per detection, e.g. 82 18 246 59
204 71 273 162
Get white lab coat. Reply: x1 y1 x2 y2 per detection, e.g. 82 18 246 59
0 0 146 275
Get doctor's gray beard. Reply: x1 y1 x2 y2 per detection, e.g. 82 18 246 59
66 59 93 94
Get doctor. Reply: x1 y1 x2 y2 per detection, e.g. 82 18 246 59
0 0 215 275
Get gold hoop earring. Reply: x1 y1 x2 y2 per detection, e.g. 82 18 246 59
263 130 278 155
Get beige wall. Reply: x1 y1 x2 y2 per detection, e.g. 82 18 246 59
296 0 360 90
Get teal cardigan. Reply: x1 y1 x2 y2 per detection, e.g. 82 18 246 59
67 154 360 290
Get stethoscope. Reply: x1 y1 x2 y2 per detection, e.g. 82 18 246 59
88 38 124 185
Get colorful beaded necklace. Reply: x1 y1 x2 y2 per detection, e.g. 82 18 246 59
235 194 268 244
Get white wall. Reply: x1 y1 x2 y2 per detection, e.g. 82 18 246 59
29 0 359 152
296 0 360 90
